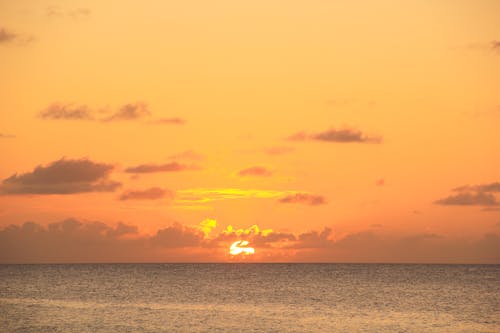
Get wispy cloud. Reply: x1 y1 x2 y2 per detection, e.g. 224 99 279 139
119 187 173 201
151 117 186 125
0 158 121 195
39 103 94 120
0 133 16 139
0 27 34 45
237 166 273 177
177 188 299 203
167 150 204 161
435 182 500 207
103 102 151 122
46 6 91 19
125 162 200 174
288 127 382 143
264 146 294 155
278 193 327 206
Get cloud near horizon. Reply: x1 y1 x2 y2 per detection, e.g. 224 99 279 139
176 188 299 204
0 219 498 263
288 127 382 144
0 158 121 195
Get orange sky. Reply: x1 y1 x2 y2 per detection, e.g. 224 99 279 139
0 0 499 263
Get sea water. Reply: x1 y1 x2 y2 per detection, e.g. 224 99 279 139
0 264 498 332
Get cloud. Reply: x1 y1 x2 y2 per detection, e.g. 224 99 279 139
490 40 500 53
435 182 500 207
0 27 34 45
151 223 204 248
38 102 155 122
1 219 499 263
453 182 500 193
119 187 173 201
0 133 16 138
237 166 273 177
0 28 17 43
152 118 186 125
278 193 327 206
376 178 385 186
176 188 299 204
168 150 204 161
46 6 91 19
0 219 207 263
125 162 199 174
264 146 294 155
0 158 121 195
39 103 94 120
103 102 150 122
288 127 382 144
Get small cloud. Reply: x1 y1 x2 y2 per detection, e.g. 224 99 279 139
0 133 16 138
39 103 94 120
46 6 91 19
198 218 217 237
103 102 150 122
125 162 199 174
264 146 294 155
435 192 498 206
237 166 273 177
152 118 186 125
278 193 327 206
168 150 204 161
0 158 121 195
0 28 17 43
288 127 382 143
490 40 500 53
119 187 173 201
436 182 500 207
376 178 384 186
0 27 34 45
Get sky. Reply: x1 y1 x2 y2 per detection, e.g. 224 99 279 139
0 0 499 263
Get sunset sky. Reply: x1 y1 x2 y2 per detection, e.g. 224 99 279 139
1 0 499 263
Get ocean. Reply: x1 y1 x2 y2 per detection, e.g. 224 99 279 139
0 264 498 332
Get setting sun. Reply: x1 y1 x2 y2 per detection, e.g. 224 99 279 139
229 240 255 256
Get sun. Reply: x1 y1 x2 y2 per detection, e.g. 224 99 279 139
229 240 255 256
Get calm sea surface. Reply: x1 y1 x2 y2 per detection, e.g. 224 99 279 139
0 264 498 332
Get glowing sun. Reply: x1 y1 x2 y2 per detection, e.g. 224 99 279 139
229 240 255 256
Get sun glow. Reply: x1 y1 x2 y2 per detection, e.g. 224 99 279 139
229 240 255 256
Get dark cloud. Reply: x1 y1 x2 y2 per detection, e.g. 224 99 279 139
436 182 500 207
151 223 204 248
39 103 94 120
292 228 334 248
153 118 186 125
168 150 204 161
103 102 150 122
453 182 500 193
278 193 327 206
125 162 199 174
293 231 500 264
288 127 381 143
0 158 121 195
264 146 294 155
237 166 273 177
0 219 206 263
0 28 17 43
0 27 33 45
435 192 498 206
119 187 173 201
